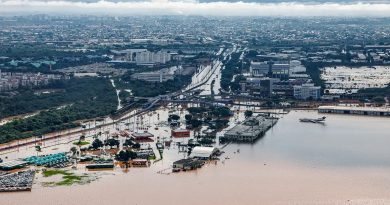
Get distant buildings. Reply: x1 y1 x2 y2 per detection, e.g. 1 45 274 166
131 66 181 82
0 70 64 92
57 63 126 77
243 59 317 99
250 61 270 77
272 61 290 79
289 60 306 73
245 77 275 97
293 83 321 100
113 49 171 65
250 61 290 79
135 51 171 65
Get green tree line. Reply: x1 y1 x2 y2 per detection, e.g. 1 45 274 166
0 77 117 144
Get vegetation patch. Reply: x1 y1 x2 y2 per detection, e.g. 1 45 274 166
0 77 117 144
117 75 191 97
221 52 242 91
42 169 88 186
42 169 69 177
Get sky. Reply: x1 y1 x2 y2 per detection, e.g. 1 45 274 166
1 0 390 16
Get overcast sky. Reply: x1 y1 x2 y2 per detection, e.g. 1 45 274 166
1 0 390 16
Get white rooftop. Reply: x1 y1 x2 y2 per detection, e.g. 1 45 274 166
190 147 218 159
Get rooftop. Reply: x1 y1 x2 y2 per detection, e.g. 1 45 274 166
225 115 277 137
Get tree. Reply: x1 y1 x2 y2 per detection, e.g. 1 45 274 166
79 135 86 143
187 107 207 115
244 110 253 118
128 151 137 160
373 96 386 105
169 114 180 121
116 150 138 162
184 114 193 121
132 143 141 149
116 150 130 162
106 138 120 149
123 139 134 147
189 119 202 128
92 138 103 149
212 107 232 118
70 147 78 157
0 77 118 144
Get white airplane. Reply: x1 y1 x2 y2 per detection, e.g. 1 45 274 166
299 116 326 123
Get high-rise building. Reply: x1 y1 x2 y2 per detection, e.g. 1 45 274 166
272 61 290 79
250 61 269 77
293 83 321 100
113 49 171 65
246 77 275 97
250 61 290 79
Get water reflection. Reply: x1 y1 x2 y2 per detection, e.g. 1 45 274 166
241 110 390 168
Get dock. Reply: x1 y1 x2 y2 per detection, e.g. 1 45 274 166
318 106 390 117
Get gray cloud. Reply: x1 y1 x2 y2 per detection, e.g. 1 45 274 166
1 0 390 16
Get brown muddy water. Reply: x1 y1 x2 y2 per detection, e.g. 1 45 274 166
1 110 390 205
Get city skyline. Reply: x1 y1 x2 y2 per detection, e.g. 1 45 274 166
2 0 390 16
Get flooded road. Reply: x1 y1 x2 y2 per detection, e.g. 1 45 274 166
321 66 390 94
2 110 390 204
110 78 122 110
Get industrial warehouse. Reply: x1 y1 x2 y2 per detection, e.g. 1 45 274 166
224 115 278 142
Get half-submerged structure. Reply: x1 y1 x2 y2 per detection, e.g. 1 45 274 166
224 115 278 142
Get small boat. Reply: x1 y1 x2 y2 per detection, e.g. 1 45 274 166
299 116 326 123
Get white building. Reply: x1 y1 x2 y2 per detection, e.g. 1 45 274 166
290 60 306 73
293 83 321 100
190 147 219 159
131 66 179 82
250 61 290 79
113 49 171 65
135 51 171 65
250 61 269 77
272 61 290 79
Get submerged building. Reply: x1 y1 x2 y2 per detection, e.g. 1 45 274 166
224 115 278 142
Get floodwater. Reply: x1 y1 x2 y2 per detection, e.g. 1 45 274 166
2 110 390 205
321 66 390 94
